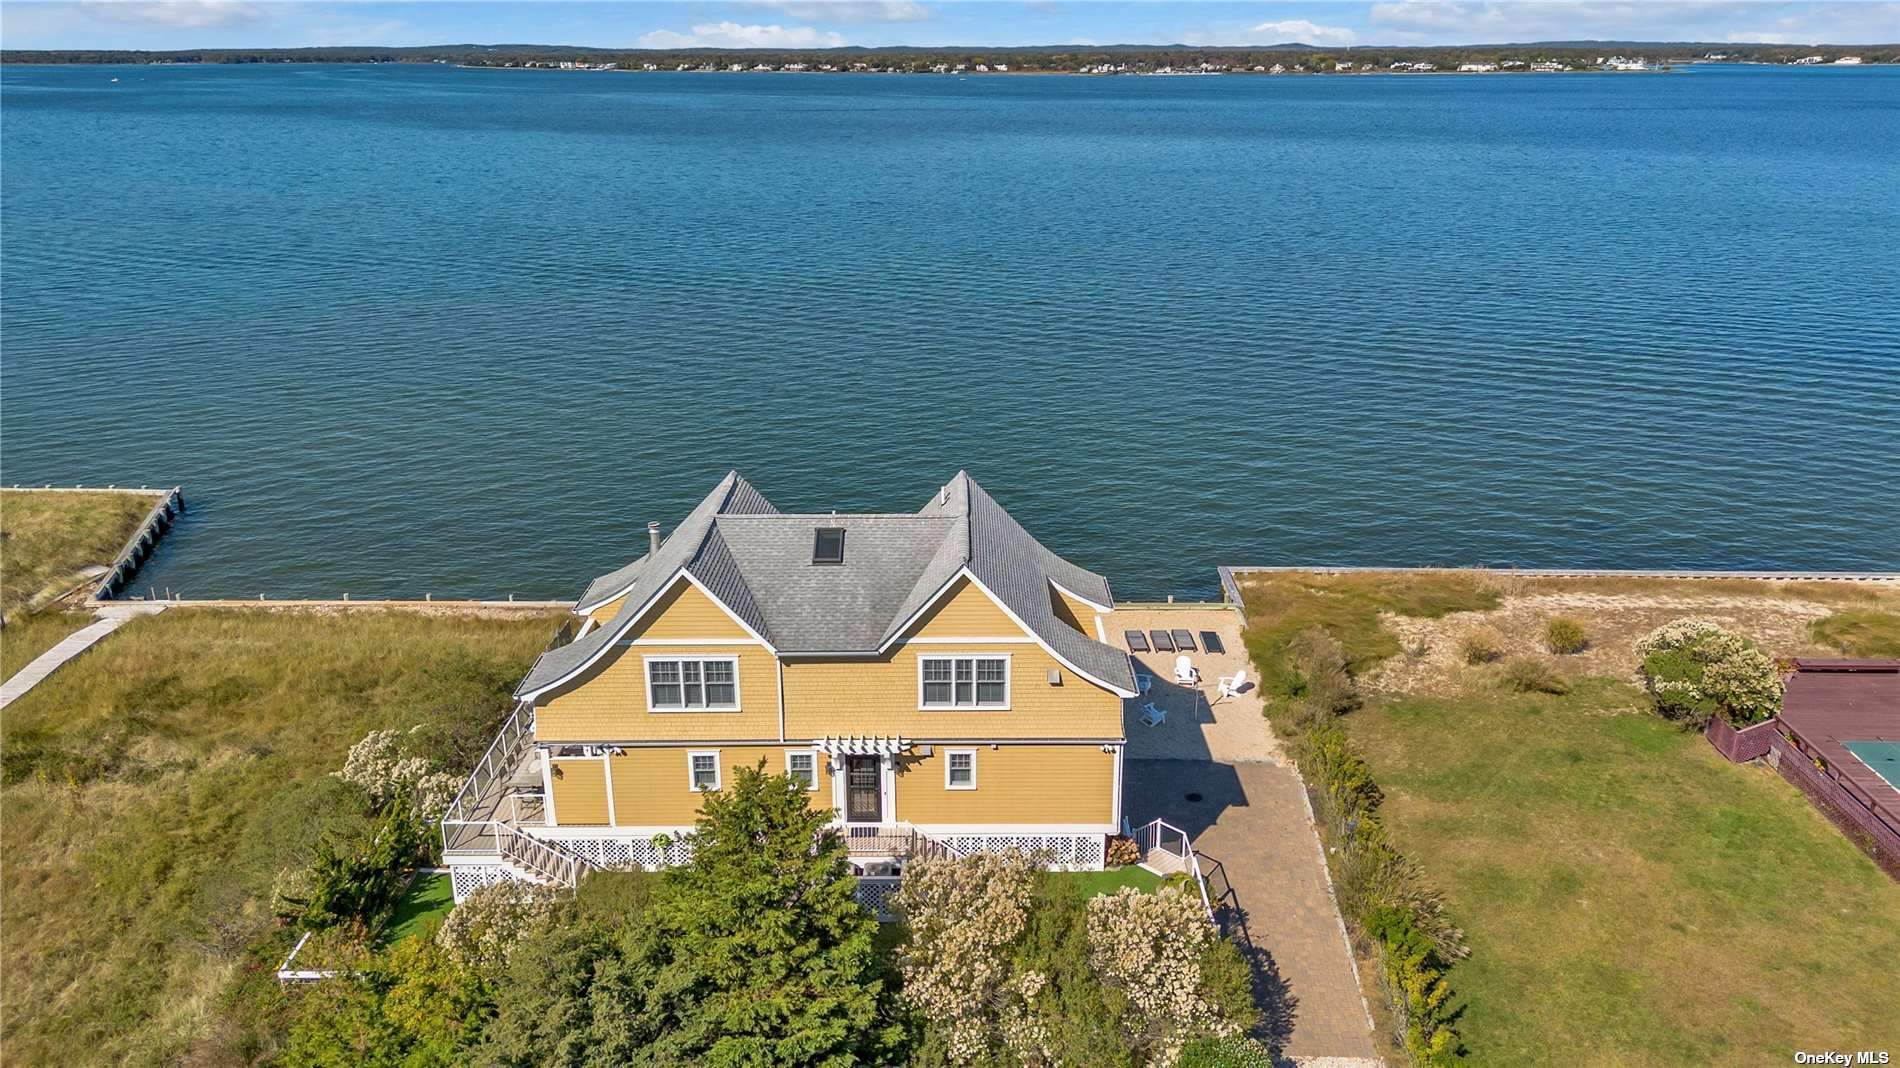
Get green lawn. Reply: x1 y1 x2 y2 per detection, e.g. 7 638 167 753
0 489 157 619
1055 865 1165 898
0 607 559 1067
383 874 455 944
1345 677 1900 1066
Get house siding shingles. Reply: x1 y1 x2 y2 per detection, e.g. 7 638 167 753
549 759 611 825
896 744 1114 825
607 746 834 828
536 640 780 743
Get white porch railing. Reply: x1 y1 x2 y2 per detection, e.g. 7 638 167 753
441 701 537 857
1133 817 1215 922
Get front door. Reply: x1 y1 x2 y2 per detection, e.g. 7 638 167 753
845 756 882 823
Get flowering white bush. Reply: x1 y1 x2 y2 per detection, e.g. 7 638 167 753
892 850 1037 1064
1635 618 1781 727
1087 886 1234 1065
435 879 559 977
336 728 437 808
414 771 464 820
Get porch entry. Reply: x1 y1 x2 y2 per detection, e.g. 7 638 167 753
845 755 882 822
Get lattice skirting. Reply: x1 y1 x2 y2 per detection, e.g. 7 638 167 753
936 833 1106 871
854 877 902 920
524 834 697 872
449 863 538 902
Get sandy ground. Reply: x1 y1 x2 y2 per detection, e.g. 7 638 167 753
1366 589 1861 698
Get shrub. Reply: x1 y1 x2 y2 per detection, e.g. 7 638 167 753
279 802 428 932
1087 887 1241 1064
895 851 1039 1064
1635 618 1782 728
1810 608 1900 657
1286 625 1358 720
1543 616 1587 654
1178 1034 1276 1068
1500 656 1570 695
1459 628 1502 665
1365 906 1460 1066
1105 834 1141 868
284 937 491 1067
436 881 561 980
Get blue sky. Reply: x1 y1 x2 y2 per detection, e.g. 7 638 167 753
3 1 1896 50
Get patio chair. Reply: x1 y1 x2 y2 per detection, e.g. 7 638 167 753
1217 669 1248 703
1150 629 1176 653
1200 630 1226 654
1173 655 1199 685
1171 629 1196 652
1124 629 1150 653
1136 673 1154 695
1139 701 1167 727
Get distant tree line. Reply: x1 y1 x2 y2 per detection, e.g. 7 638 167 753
4 42 1894 70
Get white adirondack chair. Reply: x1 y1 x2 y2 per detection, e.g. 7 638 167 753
1217 669 1248 703
1139 701 1167 727
1173 655 1199 685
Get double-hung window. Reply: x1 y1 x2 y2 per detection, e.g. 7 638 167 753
785 750 819 791
689 752 721 792
945 749 977 790
919 655 1010 709
647 657 740 711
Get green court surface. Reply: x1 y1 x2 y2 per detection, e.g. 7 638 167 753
1843 741 1900 792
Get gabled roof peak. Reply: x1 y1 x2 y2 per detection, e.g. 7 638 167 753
519 473 1134 699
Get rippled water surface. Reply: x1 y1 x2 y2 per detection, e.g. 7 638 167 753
4 63 1897 599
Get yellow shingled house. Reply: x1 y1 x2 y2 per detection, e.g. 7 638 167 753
442 471 1139 902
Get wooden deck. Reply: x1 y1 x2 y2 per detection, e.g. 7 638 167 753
1777 659 1900 838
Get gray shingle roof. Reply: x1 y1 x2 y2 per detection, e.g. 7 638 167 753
516 471 1135 698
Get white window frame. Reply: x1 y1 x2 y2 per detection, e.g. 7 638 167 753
944 749 978 790
645 655 742 712
687 750 722 792
917 654 1011 710
784 748 819 792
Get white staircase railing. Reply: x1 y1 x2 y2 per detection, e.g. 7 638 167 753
499 825 591 889
1133 817 1215 923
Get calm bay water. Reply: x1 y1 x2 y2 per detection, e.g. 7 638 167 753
3 63 1897 600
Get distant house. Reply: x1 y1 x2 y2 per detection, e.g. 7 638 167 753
1835 56 1864 65
1794 55 1826 65
441 472 1139 901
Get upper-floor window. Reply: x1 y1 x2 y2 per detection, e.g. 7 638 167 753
647 657 740 711
919 655 1010 709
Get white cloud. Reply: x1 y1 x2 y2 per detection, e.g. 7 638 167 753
1249 18 1358 44
638 21 849 48
1366 1 1900 44
81 0 265 30
738 1 931 23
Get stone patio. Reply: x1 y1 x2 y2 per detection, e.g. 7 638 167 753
1108 607 1285 763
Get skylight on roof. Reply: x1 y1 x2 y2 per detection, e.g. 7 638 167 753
813 527 845 565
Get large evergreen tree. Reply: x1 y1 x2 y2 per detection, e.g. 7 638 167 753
630 763 904 1065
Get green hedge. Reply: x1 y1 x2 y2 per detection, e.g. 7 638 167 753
1261 626 1466 1066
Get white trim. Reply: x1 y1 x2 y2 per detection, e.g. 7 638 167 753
1094 614 1107 644
785 748 820 791
880 567 1139 699
577 617 598 640
540 748 558 826
643 654 742 713
517 571 778 702
1111 743 1123 832
917 653 1012 710
524 824 696 841
1050 578 1114 614
687 750 722 792
944 748 978 790
904 636 1038 645
908 822 1118 834
620 637 763 646
603 752 618 826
